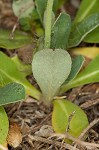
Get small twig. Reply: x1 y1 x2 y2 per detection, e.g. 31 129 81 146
9 18 19 39
60 111 76 150
66 111 76 132
52 132 99 148
54 96 66 99
39 113 51 125
60 138 65 150
28 135 79 150
66 132 99 148
79 118 99 140
73 118 99 150
80 98 99 109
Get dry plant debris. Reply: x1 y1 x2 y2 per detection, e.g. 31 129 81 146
5 84 99 150
7 122 22 148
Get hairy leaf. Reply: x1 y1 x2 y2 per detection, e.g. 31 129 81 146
32 49 72 104
0 82 25 105
73 0 99 44
68 13 99 48
51 13 71 49
0 52 41 100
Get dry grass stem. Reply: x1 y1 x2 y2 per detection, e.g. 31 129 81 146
52 132 99 148
28 135 79 150
80 98 99 109
79 118 99 140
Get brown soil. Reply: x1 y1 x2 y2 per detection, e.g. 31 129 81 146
0 0 99 150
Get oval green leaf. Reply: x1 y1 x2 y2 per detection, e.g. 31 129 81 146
51 13 71 49
60 55 99 93
52 99 89 138
0 29 33 49
0 51 41 100
0 82 25 106
0 106 9 146
68 13 99 48
32 49 72 104
35 0 47 23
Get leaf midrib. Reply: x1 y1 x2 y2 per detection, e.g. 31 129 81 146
0 68 23 84
66 70 99 88
77 0 97 22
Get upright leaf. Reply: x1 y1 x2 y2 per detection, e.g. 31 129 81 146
0 82 25 106
68 13 99 48
0 52 41 100
0 29 33 49
0 106 9 147
74 0 99 24
32 49 72 104
73 0 99 43
52 99 88 139
35 0 47 23
51 13 71 49
60 55 99 94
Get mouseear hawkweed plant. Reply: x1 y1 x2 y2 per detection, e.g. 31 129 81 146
32 0 89 141
0 0 99 147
